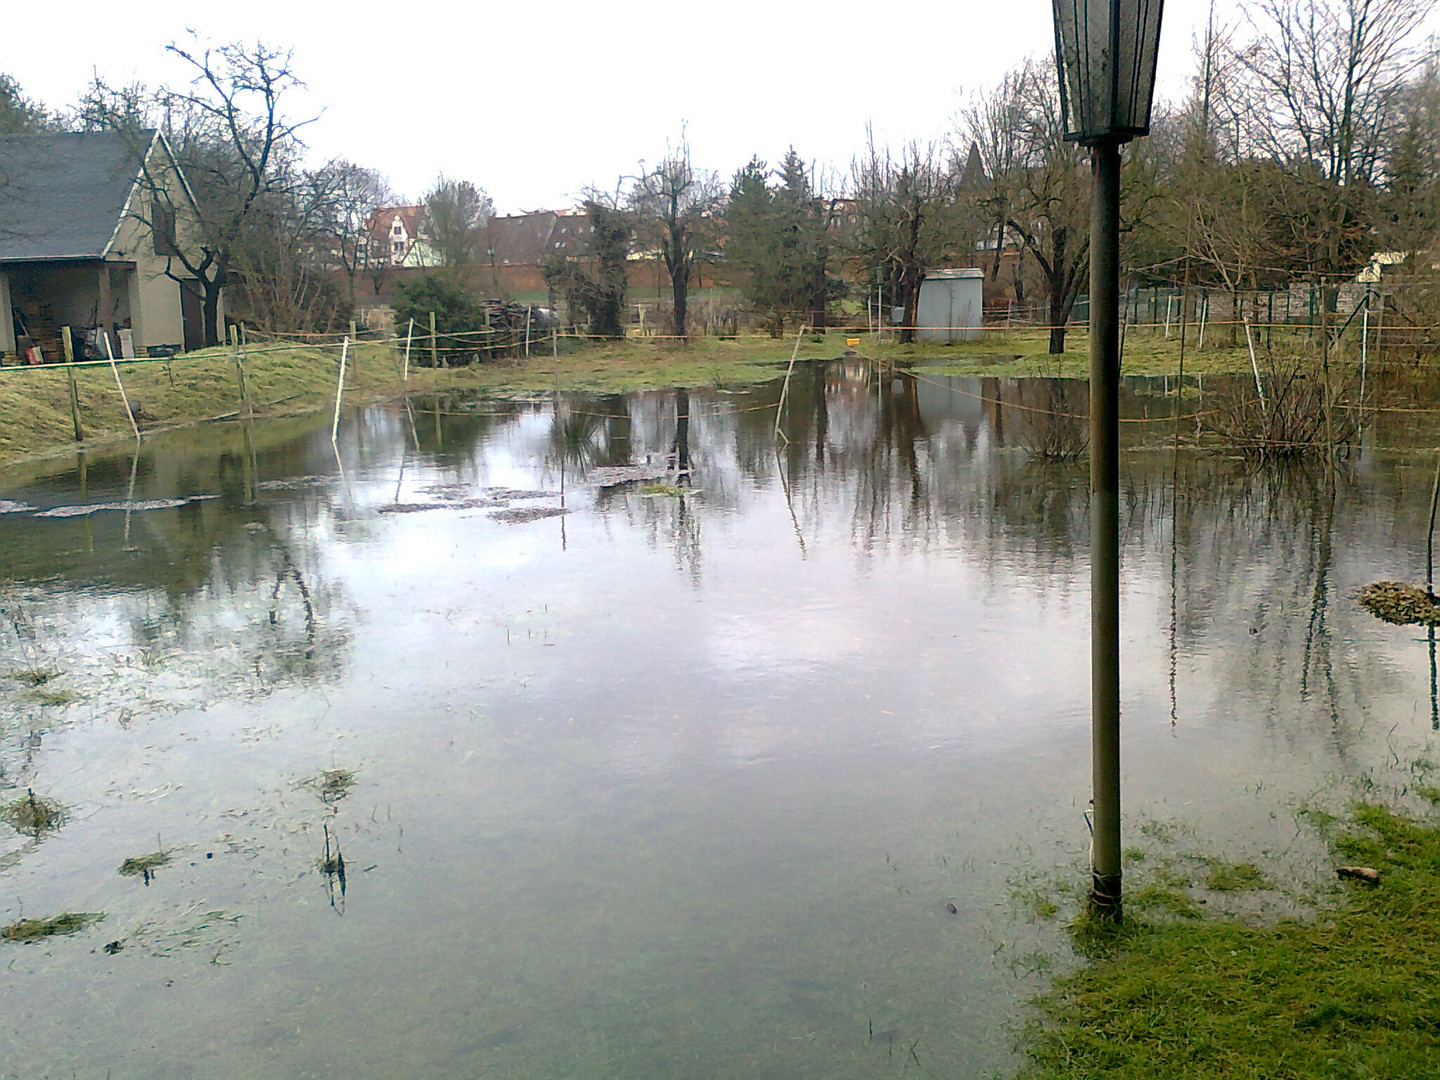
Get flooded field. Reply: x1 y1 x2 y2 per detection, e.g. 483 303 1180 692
1 363 1437 1079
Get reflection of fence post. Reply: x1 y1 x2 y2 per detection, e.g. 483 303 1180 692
773 325 808 443
61 326 84 442
429 310 438 369
332 336 349 445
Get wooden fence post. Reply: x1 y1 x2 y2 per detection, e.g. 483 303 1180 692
429 311 439 369
61 326 83 442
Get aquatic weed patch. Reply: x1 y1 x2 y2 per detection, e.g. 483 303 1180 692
1 912 104 942
1017 805 1440 1079
118 849 172 883
0 790 66 837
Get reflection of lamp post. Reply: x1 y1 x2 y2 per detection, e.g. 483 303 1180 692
1052 0 1164 922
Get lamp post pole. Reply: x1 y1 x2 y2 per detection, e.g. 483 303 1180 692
1051 0 1165 923
1089 137 1123 920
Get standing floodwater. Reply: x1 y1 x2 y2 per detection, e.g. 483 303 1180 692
0 365 1437 1079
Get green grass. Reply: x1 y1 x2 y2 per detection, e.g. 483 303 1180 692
0 328 1366 468
1018 804 1440 1079
1 912 104 941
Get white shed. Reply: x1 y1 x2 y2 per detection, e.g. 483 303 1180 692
916 268 984 342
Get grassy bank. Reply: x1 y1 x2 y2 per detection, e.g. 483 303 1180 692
1018 800 1440 1079
0 329 1295 470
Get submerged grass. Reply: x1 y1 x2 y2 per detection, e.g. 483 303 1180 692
0 790 66 837
1018 804 1440 1079
1 912 104 941
5 668 60 686
118 849 171 880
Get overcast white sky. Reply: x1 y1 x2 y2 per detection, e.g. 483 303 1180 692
5 0 1293 212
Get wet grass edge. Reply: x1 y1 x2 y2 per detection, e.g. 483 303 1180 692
1015 802 1440 1079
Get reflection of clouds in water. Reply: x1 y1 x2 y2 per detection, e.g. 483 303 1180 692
706 605 869 679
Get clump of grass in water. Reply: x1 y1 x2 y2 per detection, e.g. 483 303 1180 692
1202 859 1272 893
1019 804 1440 1079
119 849 171 884
25 687 79 707
1356 580 1440 626
2 912 104 942
6 668 60 687
0 790 66 837
312 767 356 805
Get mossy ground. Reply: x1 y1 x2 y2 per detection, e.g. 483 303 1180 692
1357 580 1440 626
1018 804 1440 1079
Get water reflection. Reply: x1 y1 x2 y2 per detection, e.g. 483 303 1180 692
0 365 1438 1080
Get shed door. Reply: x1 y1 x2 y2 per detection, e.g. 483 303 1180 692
179 281 205 352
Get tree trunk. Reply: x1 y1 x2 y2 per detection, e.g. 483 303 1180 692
671 262 689 339
202 279 223 348
899 265 923 344
810 258 828 330
1048 291 1069 354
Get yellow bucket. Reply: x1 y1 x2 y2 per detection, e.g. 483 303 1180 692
846 337 860 347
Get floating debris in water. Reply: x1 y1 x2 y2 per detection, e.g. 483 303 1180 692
378 498 496 515
1356 581 1440 625
1 912 104 942
0 500 36 514
0 790 66 838
491 506 569 524
102 939 124 954
6 668 60 686
119 849 172 885
25 688 79 707
485 487 558 501
639 483 690 498
586 463 675 487
306 767 356 805
257 476 332 491
32 496 219 519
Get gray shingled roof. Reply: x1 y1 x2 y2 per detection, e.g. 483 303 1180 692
0 131 152 262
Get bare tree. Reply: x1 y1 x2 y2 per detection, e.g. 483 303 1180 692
629 140 723 339
1235 0 1435 276
850 132 962 343
310 160 392 304
85 38 314 346
420 175 493 269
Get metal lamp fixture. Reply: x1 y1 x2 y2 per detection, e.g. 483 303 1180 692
1050 0 1164 923
1052 0 1164 144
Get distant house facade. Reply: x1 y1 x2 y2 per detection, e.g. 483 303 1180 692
367 206 439 268
0 129 217 361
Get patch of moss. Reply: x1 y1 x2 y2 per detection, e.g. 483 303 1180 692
1 912 104 942
0 791 66 837
1357 580 1440 626
639 483 688 498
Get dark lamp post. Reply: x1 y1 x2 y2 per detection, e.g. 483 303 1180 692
1051 0 1164 923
